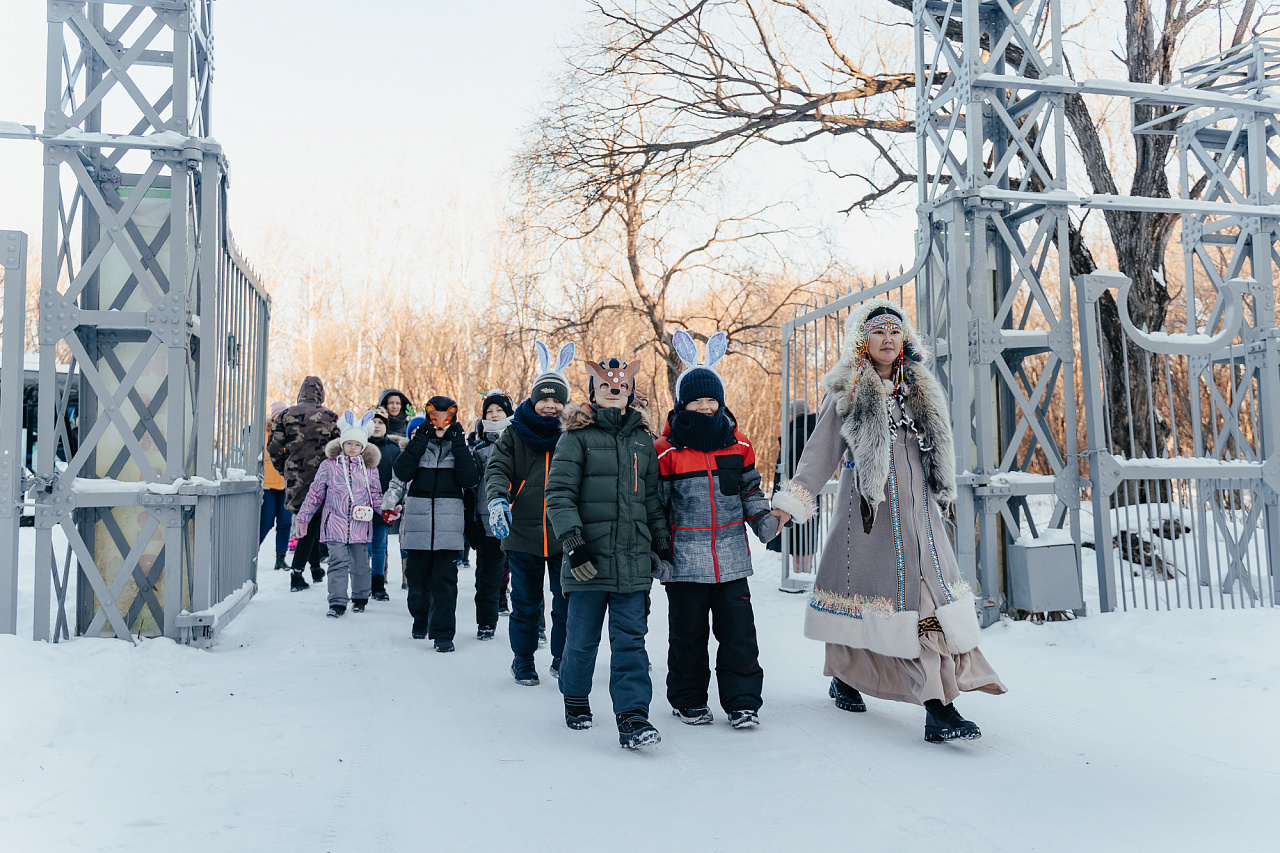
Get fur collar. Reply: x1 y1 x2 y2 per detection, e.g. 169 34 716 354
323 439 382 468
822 360 956 508
560 401 657 435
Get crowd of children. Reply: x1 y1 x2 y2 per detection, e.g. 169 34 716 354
262 335 781 751
265 312 1002 750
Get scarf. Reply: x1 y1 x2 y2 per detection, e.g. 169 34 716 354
668 407 737 453
510 399 562 452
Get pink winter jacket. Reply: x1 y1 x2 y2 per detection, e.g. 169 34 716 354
295 440 383 544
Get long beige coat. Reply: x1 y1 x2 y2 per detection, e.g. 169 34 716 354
773 360 981 660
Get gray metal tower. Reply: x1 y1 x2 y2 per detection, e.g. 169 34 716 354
780 3 1280 617
0 0 269 643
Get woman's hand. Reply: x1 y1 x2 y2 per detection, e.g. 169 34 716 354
768 508 791 529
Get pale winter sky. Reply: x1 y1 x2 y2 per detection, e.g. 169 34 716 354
0 0 917 294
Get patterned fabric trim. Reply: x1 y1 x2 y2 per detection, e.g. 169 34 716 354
809 587 896 619
917 616 943 636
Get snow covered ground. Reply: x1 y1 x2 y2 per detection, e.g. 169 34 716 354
1 531 1278 852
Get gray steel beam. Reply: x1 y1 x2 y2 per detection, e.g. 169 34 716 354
0 231 29 635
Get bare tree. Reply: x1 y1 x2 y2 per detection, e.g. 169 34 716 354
583 0 1271 457
512 51 826 402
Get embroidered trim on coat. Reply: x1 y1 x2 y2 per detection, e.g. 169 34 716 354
917 616 943 635
809 587 896 619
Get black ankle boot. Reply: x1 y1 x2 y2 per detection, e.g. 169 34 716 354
829 677 866 712
274 551 288 570
924 699 981 743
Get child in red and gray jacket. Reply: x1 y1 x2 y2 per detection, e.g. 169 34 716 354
654 332 778 729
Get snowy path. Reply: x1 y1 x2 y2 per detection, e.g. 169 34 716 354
2 533 1278 852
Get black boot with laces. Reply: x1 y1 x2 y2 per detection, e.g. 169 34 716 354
924 699 981 743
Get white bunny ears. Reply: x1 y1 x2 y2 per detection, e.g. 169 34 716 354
672 330 728 402
534 340 575 379
339 409 375 447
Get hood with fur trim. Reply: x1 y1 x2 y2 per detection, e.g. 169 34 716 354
323 439 382 468
832 298 930 375
560 401 657 435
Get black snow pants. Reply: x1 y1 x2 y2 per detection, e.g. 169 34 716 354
665 577 764 713
406 549 459 641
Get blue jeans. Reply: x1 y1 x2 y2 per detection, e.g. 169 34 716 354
259 488 292 553
369 520 389 577
508 550 567 663
558 589 652 716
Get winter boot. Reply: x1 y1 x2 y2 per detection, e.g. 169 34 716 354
327 605 345 618
511 656 539 686
274 551 288 570
564 696 593 730
616 710 661 750
477 625 496 641
434 640 455 653
549 656 562 680
728 709 760 729
310 567 325 583
924 700 981 743
290 571 310 592
537 628 547 648
498 587 509 615
829 677 867 713
672 706 714 725
371 574 390 602
411 630 427 640
351 599 367 613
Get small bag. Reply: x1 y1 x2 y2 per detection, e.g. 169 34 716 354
352 505 374 522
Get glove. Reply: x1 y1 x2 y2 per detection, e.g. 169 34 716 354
563 533 598 582
653 537 673 564
650 551 673 583
445 422 466 442
296 519 308 537
488 498 512 539
381 506 402 525
755 512 781 543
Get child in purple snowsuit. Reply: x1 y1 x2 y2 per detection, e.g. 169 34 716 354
296 411 384 617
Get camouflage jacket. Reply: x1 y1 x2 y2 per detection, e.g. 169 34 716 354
267 376 340 512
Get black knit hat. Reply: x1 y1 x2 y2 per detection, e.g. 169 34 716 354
530 376 569 405
675 367 725 409
481 390 514 418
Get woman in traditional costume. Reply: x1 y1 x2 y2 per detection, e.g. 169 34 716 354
770 300 1006 742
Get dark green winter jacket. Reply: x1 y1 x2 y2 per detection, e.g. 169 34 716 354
484 425 562 558
546 402 667 594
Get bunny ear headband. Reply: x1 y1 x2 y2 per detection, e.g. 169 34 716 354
535 340 575 379
672 330 728 398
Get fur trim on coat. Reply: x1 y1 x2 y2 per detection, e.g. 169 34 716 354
323 439 382 468
822 359 957 509
560 401 658 435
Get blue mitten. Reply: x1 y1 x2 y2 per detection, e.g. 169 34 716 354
488 498 512 539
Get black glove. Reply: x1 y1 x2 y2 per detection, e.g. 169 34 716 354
653 537 673 565
445 422 466 443
562 533 598 582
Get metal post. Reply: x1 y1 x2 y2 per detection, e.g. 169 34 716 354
0 231 28 634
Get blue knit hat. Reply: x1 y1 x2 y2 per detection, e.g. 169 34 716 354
671 330 729 410
675 366 725 408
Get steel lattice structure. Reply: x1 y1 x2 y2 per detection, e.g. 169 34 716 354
0 0 269 643
779 3 1280 618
